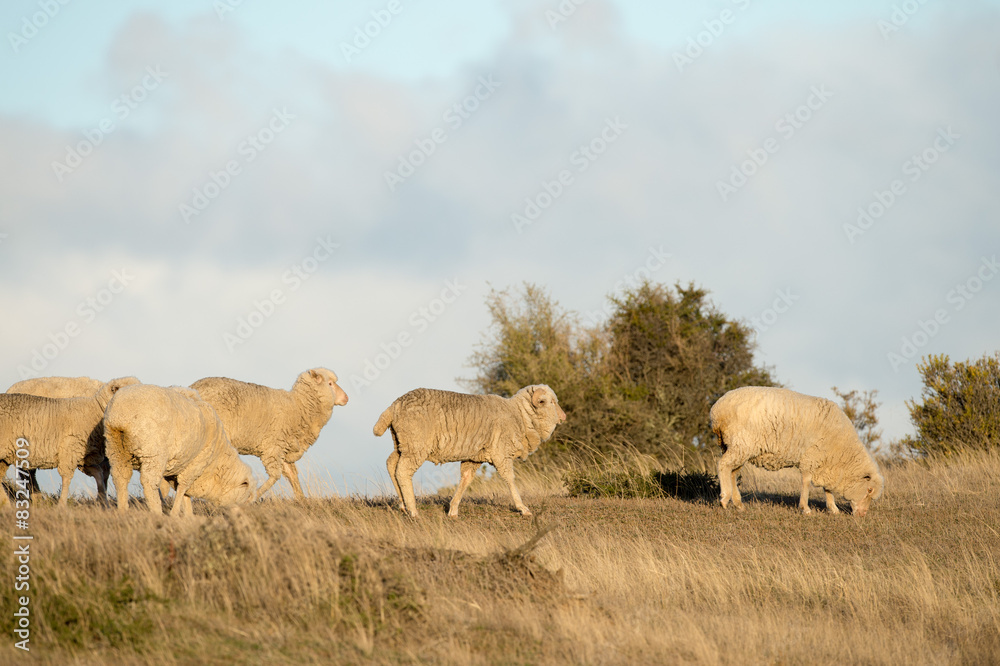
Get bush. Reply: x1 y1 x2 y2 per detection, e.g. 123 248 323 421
902 353 1000 455
605 282 776 452
831 386 882 450
463 281 776 468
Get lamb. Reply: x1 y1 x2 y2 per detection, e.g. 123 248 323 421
6 376 108 494
373 385 566 517
0 377 140 506
103 384 254 516
709 386 884 516
190 368 348 499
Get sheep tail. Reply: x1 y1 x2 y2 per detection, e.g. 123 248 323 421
709 411 726 452
372 404 394 437
103 421 127 462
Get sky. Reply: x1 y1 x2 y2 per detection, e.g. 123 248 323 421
2 0 998 498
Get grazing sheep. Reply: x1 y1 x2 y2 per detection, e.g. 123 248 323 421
103 384 254 516
710 386 884 516
0 377 140 506
6 376 107 495
373 385 566 517
190 368 348 499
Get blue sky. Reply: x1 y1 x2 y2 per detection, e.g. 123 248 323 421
2 0 998 497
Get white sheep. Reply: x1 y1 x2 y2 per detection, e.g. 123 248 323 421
710 386 884 516
7 376 104 399
373 385 566 517
190 368 348 499
6 376 108 495
103 384 254 516
0 377 139 506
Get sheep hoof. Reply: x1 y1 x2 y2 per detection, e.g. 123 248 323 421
802 507 812 515
518 509 532 517
735 504 745 513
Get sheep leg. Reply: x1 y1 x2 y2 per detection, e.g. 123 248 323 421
385 450 405 512
158 478 172 504
81 463 106 503
448 461 479 517
394 455 421 518
99 458 111 503
112 465 131 514
799 472 813 515
92 468 107 503
825 490 840 514
140 469 163 516
56 462 74 507
730 465 743 509
282 461 305 500
254 458 284 500
717 451 745 511
28 469 41 495
494 458 530 516
169 483 192 518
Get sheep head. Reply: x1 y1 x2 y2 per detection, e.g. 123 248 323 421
525 384 566 441
201 453 255 506
306 367 349 407
844 472 884 517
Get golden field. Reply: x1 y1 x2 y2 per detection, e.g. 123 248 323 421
2 451 999 665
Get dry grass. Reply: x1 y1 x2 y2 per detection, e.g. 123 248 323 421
3 451 1000 665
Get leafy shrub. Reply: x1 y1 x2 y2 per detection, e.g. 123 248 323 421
831 386 882 450
902 353 1000 455
463 282 775 468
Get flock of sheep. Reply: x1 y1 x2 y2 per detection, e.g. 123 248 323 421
0 369 884 517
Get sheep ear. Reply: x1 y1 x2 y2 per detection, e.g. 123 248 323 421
309 369 322 381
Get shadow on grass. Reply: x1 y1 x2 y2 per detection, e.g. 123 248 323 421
566 468 720 503
736 490 847 514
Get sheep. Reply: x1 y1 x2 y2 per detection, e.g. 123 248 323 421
709 386 884 516
0 377 140 506
373 385 566 518
190 368 348 499
7 376 104 399
6 376 107 495
103 384 254 516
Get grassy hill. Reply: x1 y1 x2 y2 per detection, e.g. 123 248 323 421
3 452 999 664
